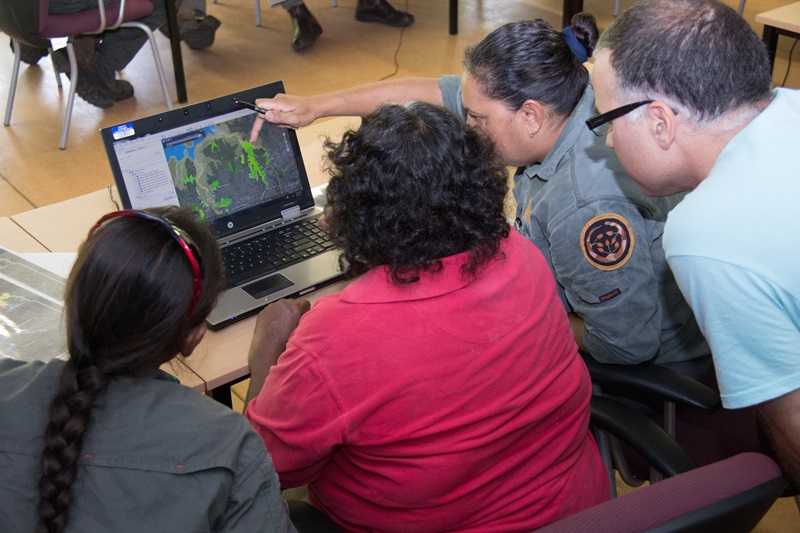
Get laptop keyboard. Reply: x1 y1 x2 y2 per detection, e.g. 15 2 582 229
221 216 337 288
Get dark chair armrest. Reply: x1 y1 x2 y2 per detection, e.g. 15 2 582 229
287 500 342 533
582 355 721 412
591 396 698 478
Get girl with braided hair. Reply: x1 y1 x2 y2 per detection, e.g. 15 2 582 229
0 207 294 533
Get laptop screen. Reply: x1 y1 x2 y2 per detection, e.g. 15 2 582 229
101 81 314 240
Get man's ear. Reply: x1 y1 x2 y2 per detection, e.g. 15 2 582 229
648 101 678 150
181 322 208 357
520 99 545 137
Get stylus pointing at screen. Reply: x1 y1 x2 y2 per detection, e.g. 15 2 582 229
234 99 267 114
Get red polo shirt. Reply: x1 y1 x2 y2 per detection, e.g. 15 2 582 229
247 229 608 531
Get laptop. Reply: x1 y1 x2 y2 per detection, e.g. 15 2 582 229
100 81 343 329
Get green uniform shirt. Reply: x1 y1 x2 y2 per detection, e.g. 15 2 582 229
0 358 296 532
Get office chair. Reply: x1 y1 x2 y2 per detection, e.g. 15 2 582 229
537 451 785 533
286 500 342 533
585 354 765 489
285 397 783 532
1 0 173 149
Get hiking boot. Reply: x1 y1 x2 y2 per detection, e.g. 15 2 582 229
107 79 135 101
51 47 114 109
8 39 49 66
355 0 414 27
289 4 322 51
179 11 222 50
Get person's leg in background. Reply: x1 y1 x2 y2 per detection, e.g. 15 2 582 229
47 0 173 108
271 0 414 52
171 0 222 50
270 0 322 52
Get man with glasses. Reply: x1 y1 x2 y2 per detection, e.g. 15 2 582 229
591 0 800 488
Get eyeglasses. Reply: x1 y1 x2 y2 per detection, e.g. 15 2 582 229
585 100 654 136
88 210 203 318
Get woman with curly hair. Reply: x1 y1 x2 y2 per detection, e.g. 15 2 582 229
0 207 294 532
248 15 711 378
244 102 608 531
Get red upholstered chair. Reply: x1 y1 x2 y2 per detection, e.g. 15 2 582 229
1 0 173 149
537 452 785 533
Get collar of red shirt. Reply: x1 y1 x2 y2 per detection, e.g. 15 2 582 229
340 236 509 304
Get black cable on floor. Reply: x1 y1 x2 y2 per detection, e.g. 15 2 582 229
781 38 798 87
379 0 409 80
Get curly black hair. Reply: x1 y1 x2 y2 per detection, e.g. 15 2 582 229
323 102 510 284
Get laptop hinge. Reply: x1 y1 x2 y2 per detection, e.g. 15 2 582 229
281 206 301 221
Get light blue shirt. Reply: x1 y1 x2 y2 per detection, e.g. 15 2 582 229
665 88 800 408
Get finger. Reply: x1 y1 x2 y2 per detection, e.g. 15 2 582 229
249 115 266 142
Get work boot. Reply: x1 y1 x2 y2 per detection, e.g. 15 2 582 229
107 79 135 101
354 0 414 27
83 35 135 102
51 36 135 108
8 39 49 65
178 10 222 50
51 45 114 109
289 4 322 51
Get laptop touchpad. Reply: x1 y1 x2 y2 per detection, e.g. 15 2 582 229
243 274 294 300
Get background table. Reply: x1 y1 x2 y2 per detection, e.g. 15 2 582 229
756 2 800 70
0 217 48 252
4 116 360 401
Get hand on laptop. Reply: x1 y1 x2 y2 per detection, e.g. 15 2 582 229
249 94 320 141
318 205 332 233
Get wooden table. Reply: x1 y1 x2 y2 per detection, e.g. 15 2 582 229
756 2 800 70
0 217 48 252
10 187 121 253
4 116 361 401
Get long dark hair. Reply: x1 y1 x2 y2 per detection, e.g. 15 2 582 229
323 102 509 284
35 207 224 533
464 14 599 117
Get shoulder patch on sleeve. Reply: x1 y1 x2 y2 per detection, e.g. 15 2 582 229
580 214 635 271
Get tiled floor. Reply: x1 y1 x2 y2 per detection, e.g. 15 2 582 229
2 0 799 528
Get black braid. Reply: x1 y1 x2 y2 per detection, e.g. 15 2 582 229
36 361 109 533
33 207 223 532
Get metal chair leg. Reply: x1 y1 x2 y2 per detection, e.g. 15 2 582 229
4 40 22 127
593 427 618 498
49 47 63 88
123 21 174 110
60 42 80 150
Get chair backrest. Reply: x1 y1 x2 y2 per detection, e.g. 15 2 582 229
537 452 785 533
0 0 50 48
